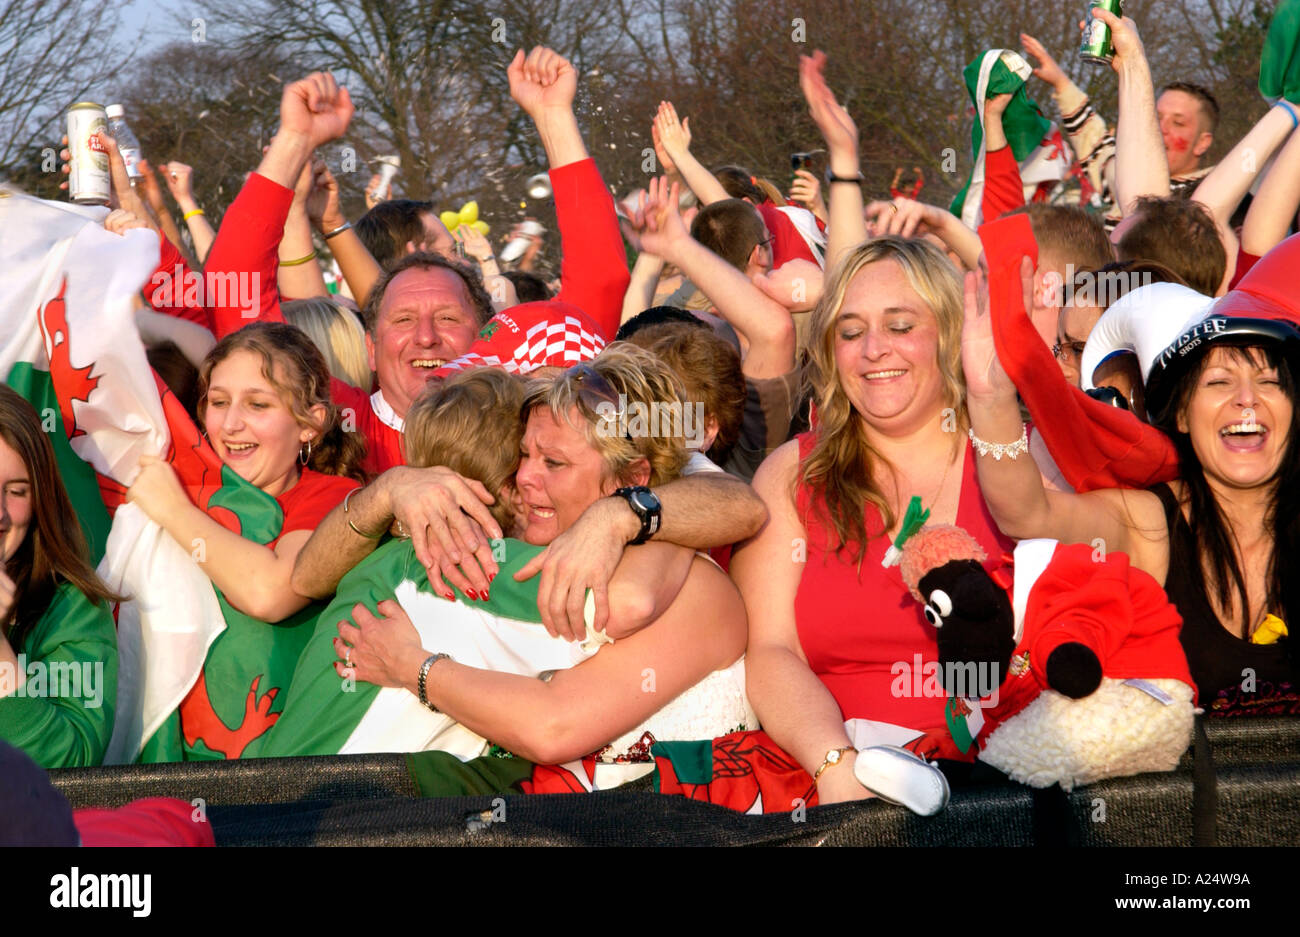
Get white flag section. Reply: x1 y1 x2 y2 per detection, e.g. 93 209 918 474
0 192 226 764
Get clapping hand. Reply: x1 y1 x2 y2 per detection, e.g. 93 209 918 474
798 51 859 165
627 176 688 260
453 224 495 263
1020 34 1067 89
652 101 693 169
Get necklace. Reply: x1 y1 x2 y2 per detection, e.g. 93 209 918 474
881 438 963 568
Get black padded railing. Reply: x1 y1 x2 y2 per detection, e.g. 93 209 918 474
48 717 1300 846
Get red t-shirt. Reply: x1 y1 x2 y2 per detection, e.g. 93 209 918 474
792 433 1012 761
274 467 361 544
330 379 404 479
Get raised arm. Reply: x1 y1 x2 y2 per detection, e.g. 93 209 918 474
1193 104 1296 230
962 254 1145 552
651 101 729 205
620 249 667 326
1241 112 1300 257
278 157 331 300
632 176 795 379
454 225 518 312
1101 9 1170 215
799 51 867 272
305 161 381 306
204 73 353 338
980 93 1026 222
508 47 628 338
162 162 216 264
730 440 864 804
865 198 983 271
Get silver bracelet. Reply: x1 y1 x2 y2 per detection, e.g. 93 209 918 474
322 221 353 240
968 425 1029 461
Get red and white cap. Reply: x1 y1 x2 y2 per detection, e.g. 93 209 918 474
431 301 608 380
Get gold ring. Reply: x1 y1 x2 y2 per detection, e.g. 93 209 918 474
890 204 899 214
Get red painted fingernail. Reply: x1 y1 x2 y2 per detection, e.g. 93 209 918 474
488 571 497 583
482 589 490 601
467 589 479 600
443 590 455 600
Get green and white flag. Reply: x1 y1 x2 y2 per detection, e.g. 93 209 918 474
248 537 609 759
949 50 1070 228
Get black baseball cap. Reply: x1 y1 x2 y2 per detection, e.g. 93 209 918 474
1144 316 1300 422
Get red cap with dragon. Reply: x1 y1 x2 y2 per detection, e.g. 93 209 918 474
431 300 607 380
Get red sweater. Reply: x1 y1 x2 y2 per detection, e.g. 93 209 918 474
160 157 628 475
981 145 1025 223
980 213 1180 492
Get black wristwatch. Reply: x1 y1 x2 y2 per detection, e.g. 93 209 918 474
613 486 661 545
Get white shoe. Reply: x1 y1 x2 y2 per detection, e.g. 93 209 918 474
852 745 950 817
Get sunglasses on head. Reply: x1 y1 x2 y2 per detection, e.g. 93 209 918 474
566 362 628 436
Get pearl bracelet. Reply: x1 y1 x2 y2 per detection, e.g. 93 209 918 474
968 425 1029 461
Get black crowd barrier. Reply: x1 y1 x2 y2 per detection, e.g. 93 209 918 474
48 718 1300 846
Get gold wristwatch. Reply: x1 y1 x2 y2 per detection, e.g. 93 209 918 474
813 746 854 781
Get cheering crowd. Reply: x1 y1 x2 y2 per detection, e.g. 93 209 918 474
2 6 1299 840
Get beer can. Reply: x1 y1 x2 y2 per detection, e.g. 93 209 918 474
1080 0 1124 66
67 102 111 205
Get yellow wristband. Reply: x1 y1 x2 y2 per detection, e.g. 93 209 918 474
182 208 205 221
279 250 318 267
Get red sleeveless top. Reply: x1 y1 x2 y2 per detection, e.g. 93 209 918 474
793 432 1012 756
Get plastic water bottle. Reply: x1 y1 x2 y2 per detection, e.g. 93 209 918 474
105 104 144 182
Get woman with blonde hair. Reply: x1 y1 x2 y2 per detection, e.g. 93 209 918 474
282 297 373 390
732 231 1013 813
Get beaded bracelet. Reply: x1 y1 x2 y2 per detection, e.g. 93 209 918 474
968 425 1029 461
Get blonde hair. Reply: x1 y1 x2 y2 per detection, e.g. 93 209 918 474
282 298 373 390
799 236 965 561
523 343 689 488
404 369 526 531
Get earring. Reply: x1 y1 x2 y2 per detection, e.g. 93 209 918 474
300 440 313 465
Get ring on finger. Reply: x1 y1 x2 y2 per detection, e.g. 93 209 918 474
890 203 899 215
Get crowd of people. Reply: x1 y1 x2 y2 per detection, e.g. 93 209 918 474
2 7 1299 836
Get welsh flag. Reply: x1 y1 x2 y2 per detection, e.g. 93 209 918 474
248 537 606 759
0 192 299 764
950 49 1071 228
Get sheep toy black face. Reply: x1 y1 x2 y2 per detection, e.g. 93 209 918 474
917 559 1016 697
917 558 1104 701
